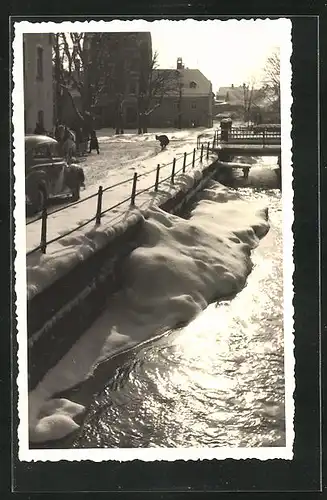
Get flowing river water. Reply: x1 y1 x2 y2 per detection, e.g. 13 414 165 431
70 160 285 449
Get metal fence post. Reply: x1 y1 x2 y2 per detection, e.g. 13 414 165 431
200 143 204 162
263 129 266 146
154 164 160 191
183 152 187 172
207 141 210 159
40 204 47 254
130 172 138 206
171 158 176 184
95 185 103 225
192 148 196 167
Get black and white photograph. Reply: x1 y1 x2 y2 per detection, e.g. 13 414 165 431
13 18 293 462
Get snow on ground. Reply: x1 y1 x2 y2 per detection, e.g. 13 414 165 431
28 180 270 443
26 128 217 299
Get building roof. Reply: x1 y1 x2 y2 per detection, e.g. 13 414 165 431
217 86 245 104
179 69 212 95
154 68 212 97
217 85 270 107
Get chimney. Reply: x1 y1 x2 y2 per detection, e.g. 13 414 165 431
177 57 184 69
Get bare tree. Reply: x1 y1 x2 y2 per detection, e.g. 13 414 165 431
242 79 263 124
137 51 180 133
262 48 280 108
53 34 180 135
242 82 255 124
52 32 114 133
242 77 269 125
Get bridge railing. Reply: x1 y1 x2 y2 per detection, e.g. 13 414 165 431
227 128 281 146
197 126 281 149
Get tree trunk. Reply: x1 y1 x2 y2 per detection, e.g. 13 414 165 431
177 85 182 129
137 95 145 134
115 114 124 134
140 112 148 133
54 36 63 123
137 110 143 134
115 96 125 134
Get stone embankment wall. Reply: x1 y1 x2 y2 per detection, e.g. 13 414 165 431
28 160 218 389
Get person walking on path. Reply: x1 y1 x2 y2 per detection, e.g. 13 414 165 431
89 129 100 154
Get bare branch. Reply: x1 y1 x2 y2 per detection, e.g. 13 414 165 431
262 49 280 100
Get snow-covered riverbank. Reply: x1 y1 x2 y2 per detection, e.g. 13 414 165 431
27 179 270 445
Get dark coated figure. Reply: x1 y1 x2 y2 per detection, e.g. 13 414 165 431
89 130 100 154
242 167 250 181
155 134 169 150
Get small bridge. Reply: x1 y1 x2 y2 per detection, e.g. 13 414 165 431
196 124 282 183
197 124 282 170
217 126 281 145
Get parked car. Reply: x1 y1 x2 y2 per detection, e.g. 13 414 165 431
25 135 85 215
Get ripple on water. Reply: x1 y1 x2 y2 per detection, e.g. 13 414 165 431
73 190 285 449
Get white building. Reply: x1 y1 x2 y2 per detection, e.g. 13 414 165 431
150 58 214 129
23 33 54 133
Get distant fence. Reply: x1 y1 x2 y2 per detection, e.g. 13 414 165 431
27 142 213 256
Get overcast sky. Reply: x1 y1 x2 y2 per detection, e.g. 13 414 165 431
101 18 290 92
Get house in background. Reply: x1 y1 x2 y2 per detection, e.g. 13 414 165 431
216 84 245 103
214 84 280 124
23 33 54 133
214 84 248 119
149 58 213 129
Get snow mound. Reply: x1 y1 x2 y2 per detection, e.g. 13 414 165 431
27 210 144 301
29 397 85 443
122 184 269 322
29 180 269 444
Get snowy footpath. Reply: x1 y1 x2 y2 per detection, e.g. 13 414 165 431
26 128 216 300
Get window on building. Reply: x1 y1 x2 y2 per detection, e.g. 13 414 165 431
36 46 43 80
189 81 197 89
191 102 197 109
